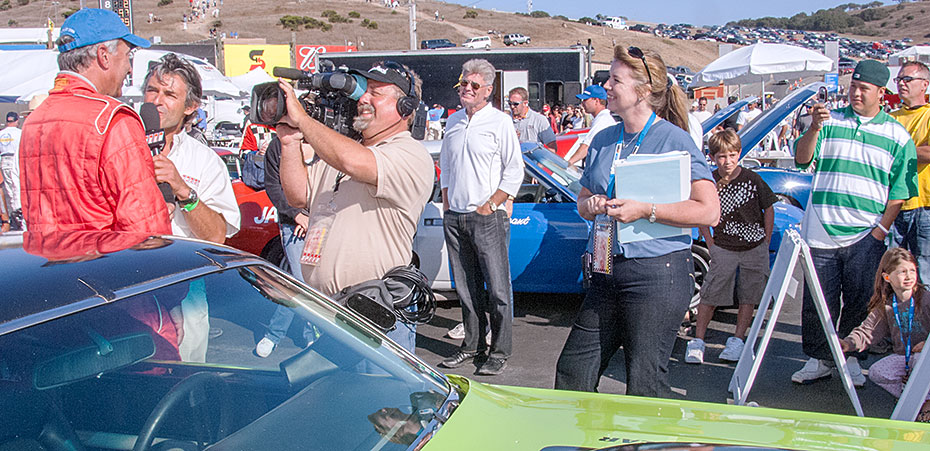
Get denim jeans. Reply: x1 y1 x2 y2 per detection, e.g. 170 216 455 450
893 208 930 285
555 249 692 398
802 234 886 361
443 210 513 359
264 223 314 345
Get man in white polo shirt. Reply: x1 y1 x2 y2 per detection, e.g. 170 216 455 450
439 58 524 376
567 85 616 166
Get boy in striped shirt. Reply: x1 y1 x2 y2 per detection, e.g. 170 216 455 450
791 60 918 385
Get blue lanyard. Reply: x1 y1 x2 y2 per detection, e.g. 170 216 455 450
892 294 916 370
606 112 657 198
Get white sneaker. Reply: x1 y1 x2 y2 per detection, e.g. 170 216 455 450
685 338 705 364
791 357 833 384
719 336 745 362
845 356 866 387
446 323 465 339
255 337 276 358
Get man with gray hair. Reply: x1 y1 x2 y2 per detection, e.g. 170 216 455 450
19 8 170 234
438 59 524 375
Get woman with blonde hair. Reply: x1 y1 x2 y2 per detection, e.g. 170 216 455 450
555 46 720 397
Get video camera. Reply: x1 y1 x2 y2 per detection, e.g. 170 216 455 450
249 61 428 140
249 63 367 139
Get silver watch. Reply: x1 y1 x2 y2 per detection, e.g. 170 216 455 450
488 200 499 212
648 204 657 223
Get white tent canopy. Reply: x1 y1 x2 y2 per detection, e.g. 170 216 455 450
889 46 930 66
130 49 244 98
229 67 274 94
692 43 834 88
0 49 59 102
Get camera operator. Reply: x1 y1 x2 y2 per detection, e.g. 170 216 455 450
277 62 434 353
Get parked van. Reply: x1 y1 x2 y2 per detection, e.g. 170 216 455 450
602 17 628 30
463 36 491 49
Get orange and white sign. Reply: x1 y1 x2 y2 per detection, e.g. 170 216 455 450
224 44 290 77
296 45 357 73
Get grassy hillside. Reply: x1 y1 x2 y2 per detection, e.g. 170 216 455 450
1 0 719 72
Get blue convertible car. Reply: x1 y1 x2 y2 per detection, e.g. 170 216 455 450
415 84 828 300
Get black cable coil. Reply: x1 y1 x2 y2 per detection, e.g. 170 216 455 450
383 265 436 325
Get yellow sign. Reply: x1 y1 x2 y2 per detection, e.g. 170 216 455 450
224 44 291 78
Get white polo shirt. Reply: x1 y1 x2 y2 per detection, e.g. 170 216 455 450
579 108 617 147
165 132 241 238
440 103 524 213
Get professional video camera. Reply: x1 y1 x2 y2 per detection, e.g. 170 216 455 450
249 62 366 139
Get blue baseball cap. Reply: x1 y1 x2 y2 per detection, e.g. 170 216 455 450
576 85 607 100
58 8 151 52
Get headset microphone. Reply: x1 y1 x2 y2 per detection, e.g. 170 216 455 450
140 102 176 204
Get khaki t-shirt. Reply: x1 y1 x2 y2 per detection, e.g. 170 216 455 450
301 131 434 296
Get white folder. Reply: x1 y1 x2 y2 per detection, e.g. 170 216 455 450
613 151 692 243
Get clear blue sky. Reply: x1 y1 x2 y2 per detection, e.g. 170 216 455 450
452 0 877 27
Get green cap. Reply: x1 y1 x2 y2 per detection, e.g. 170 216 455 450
851 60 890 88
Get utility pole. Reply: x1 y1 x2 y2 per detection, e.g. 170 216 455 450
409 1 417 50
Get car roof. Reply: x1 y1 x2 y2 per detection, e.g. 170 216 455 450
0 232 264 335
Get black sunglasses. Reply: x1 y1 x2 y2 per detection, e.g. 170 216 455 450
508 100 525 107
894 75 928 84
628 46 653 87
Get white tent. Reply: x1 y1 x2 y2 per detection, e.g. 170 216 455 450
692 43 834 99
889 46 930 66
130 49 244 98
230 67 274 94
0 49 59 102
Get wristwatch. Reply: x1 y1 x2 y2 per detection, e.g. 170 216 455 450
648 204 657 223
488 200 499 212
177 188 199 212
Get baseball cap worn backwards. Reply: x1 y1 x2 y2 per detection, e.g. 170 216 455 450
576 85 607 100
58 8 151 52
6 112 19 122
852 60 890 88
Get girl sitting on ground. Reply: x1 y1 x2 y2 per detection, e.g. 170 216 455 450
840 247 930 421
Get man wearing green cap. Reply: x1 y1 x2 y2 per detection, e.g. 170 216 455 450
19 8 170 234
791 59 918 385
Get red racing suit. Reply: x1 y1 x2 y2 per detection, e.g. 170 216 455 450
19 72 171 234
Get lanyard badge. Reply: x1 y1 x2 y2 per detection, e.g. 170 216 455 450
592 214 614 275
300 173 344 266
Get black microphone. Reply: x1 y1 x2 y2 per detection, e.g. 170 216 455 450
272 66 308 80
139 102 175 203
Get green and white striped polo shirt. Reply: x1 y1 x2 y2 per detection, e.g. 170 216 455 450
796 106 917 249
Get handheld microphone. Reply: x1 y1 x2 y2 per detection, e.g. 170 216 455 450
139 102 175 203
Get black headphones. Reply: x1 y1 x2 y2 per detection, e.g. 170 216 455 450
384 61 419 118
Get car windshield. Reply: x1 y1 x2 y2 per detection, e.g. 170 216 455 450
523 145 584 197
1 264 450 450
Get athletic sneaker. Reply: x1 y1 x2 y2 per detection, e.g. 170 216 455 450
685 338 705 364
255 337 276 358
446 323 465 339
447 322 492 345
791 357 833 384
719 336 745 362
846 356 866 387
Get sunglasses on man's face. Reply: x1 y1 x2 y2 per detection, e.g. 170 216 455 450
456 80 484 91
627 46 653 87
895 75 928 84
508 100 525 107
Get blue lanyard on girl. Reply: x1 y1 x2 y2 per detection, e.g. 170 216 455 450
892 294 916 370
606 112 657 198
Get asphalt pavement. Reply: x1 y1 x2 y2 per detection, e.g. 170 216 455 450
414 290 900 420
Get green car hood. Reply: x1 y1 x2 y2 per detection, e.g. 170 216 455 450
422 376 930 451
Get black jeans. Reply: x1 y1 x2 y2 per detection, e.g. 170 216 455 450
443 210 513 359
802 234 886 361
555 249 692 398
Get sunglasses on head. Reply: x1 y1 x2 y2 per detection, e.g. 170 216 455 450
627 46 653 87
894 75 928 84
